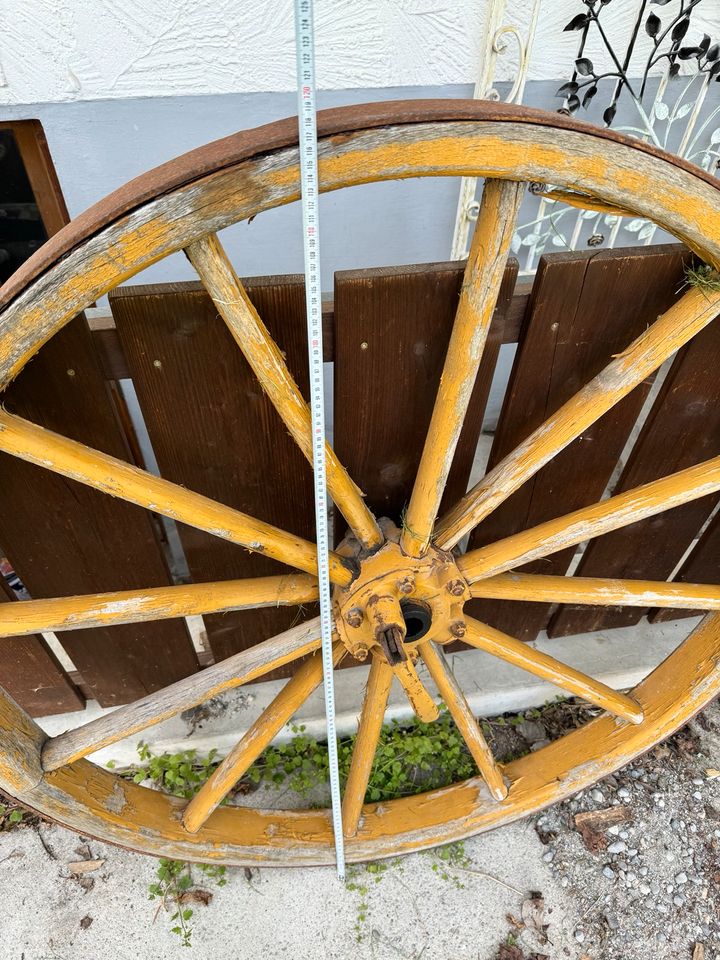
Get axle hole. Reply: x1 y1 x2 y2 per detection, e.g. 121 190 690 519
400 599 432 642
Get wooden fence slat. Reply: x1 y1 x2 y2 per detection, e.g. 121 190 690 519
110 278 316 675
650 511 720 623
465 245 691 642
332 260 517 536
550 300 720 636
0 316 199 707
0 576 83 716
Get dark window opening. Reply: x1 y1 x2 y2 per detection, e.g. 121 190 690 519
0 130 49 284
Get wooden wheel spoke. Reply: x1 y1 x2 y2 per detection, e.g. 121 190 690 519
185 234 382 550
342 655 394 838
0 410 352 587
464 617 643 724
41 617 323 771
400 179 524 557
436 285 720 549
0 574 318 637
418 640 507 801
458 453 720 582
182 643 345 833
392 658 439 722
469 572 720 610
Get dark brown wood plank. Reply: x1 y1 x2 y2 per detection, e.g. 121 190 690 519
88 280 532 381
466 244 691 642
550 293 720 636
0 573 83 716
110 277 317 675
0 119 86 715
333 259 517 537
0 315 199 706
650 511 720 623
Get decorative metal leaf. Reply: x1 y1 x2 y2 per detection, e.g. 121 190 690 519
700 34 711 54
672 17 690 42
582 84 598 108
564 13 589 32
655 101 669 120
676 103 692 119
678 46 702 60
575 58 594 76
708 43 720 62
710 60 720 78
603 103 617 126
556 81 579 97
645 13 661 38
669 62 681 77
520 233 542 247
567 94 581 113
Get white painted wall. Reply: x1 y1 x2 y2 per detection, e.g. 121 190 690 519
1 0 715 106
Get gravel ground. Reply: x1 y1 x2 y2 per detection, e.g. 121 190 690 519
529 697 720 960
1 698 719 959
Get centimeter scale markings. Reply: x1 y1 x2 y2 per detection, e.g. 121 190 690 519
294 0 346 878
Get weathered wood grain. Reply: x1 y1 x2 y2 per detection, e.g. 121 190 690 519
41 616 322 772
0 683 45 793
87 284 533 381
0 411 351 589
110 278 341 670
463 618 643 723
465 246 691 641
0 577 83 716
470 572 720 610
185 236 381 550
333 260 516 536
0 574 318 638
401 179 524 557
342 655 394 837
10 608 717 866
2 116 718 395
0 316 199 707
650 511 720 623
182 643 345 834
550 308 720 636
437 258 718 551
458 454 720 582
419 640 507 799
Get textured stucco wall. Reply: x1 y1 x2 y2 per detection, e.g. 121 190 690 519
2 0 716 106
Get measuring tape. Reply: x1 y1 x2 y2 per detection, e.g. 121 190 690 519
294 0 346 880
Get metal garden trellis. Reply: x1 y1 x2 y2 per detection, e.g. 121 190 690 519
451 0 720 273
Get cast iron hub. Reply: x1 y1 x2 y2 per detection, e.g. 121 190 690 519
333 519 470 663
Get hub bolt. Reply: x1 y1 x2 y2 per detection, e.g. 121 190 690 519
345 607 364 628
446 578 466 597
397 576 415 595
353 643 370 661
450 620 467 639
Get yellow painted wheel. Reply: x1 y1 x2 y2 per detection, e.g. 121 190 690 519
1 100 720 865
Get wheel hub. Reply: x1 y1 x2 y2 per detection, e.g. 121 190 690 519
333 520 470 663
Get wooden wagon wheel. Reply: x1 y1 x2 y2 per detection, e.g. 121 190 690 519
1 100 720 866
